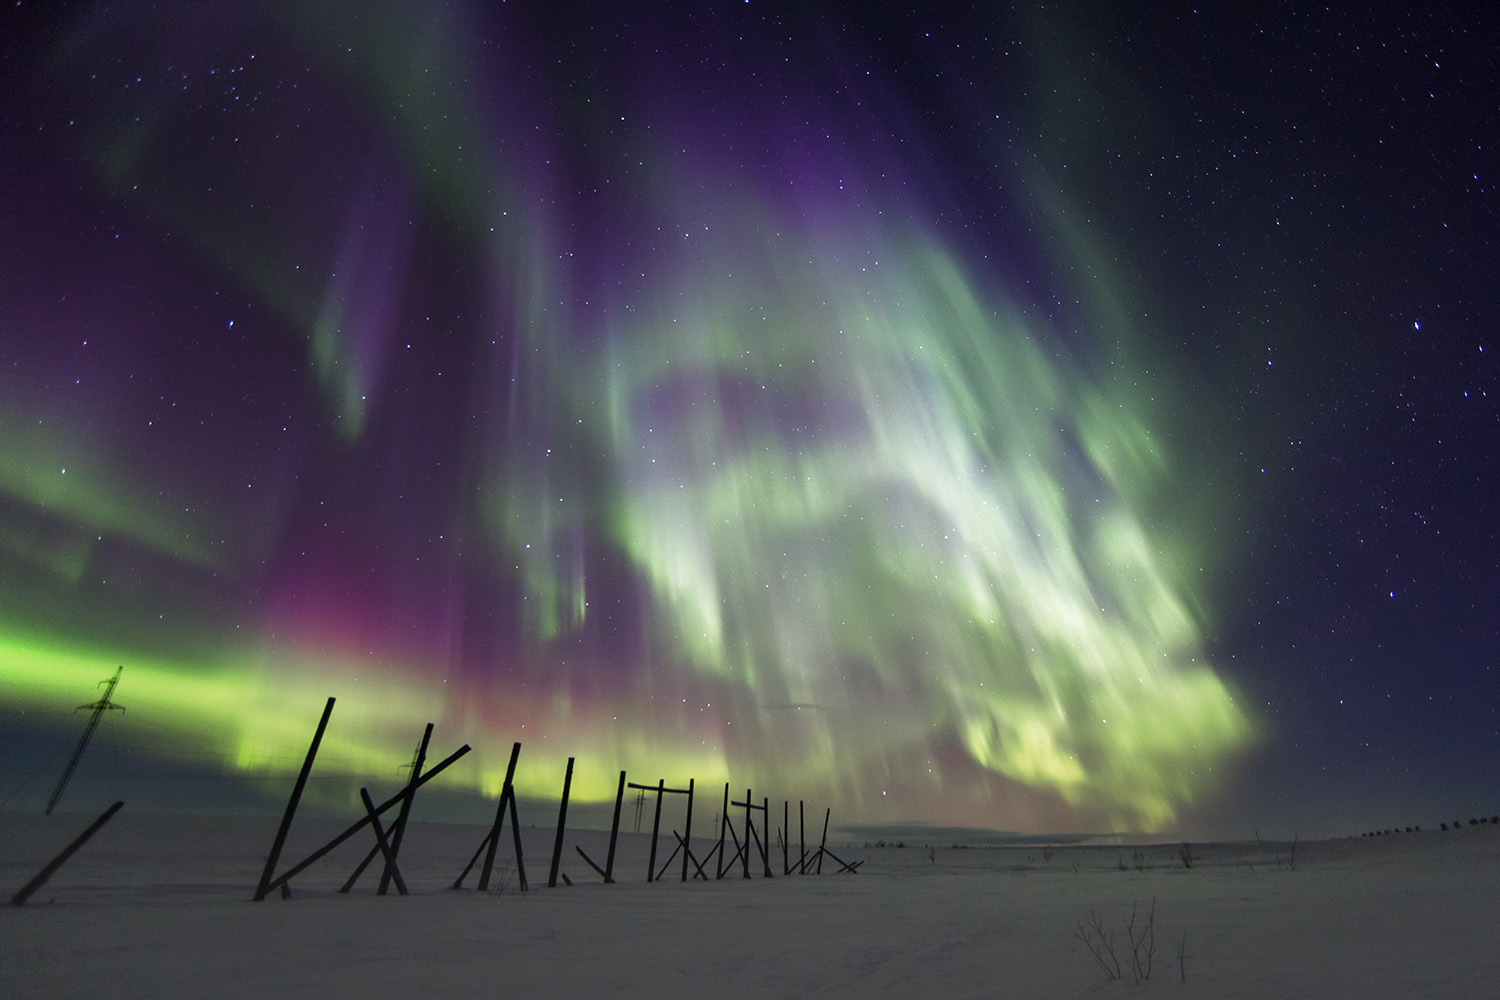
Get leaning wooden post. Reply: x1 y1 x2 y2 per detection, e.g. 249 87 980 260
507 780 528 892
254 697 334 901
359 788 408 895
547 757 575 888
786 803 798 869
817 807 830 874
647 778 666 881
377 722 432 895
476 742 522 892
742 789 753 879
12 801 124 906
762 796 773 877
263 743 470 897
715 783 731 879
604 770 626 882
799 800 807 874
680 778 695 882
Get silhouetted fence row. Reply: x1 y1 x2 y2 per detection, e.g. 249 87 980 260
253 696 862 901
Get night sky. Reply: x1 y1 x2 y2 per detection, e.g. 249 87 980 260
2 1 1496 840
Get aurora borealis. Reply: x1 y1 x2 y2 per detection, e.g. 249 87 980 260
4 3 1497 837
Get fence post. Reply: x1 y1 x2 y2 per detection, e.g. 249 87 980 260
12 801 124 906
548 758 575 888
254 697 334 901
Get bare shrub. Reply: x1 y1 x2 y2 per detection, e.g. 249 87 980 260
1124 898 1157 983
487 865 516 897
1072 899 1162 985
1072 912 1121 980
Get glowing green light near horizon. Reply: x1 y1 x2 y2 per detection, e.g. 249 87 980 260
1 6 1258 833
0 626 668 808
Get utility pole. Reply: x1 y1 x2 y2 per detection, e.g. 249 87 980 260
45 666 125 815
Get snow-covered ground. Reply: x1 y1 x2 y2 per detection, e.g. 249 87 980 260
3 807 1497 998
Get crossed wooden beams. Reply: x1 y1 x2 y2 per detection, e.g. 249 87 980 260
252 698 471 901
253 697 860 902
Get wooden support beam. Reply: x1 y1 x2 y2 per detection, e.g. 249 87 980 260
253 697 334 901
680 778 695 883
675 830 710 880
379 723 432 895
263 742 469 896
604 770 625 883
359 788 407 895
547 757 575 888
474 742 522 892
647 779 665 882
12 801 123 906
715 783 731 879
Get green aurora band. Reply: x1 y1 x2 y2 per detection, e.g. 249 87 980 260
0 4 1255 832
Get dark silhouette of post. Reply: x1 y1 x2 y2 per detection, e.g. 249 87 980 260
359 788 408 895
604 769 625 881
786 803 798 869
575 769 627 883
262 742 470 898
679 778 695 882
254 697 335 901
547 757 575 888
12 801 124 905
714 783 737 878
378 723 432 895
342 722 433 894
635 779 666 881
45 666 125 815
799 800 807 874
454 742 527 892
742 789 753 878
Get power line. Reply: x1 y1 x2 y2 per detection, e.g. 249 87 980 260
44 665 125 815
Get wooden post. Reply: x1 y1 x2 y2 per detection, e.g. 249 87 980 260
254 697 334 901
475 742 521 892
762 796 773 877
263 743 469 897
715 783 731 878
547 757 575 888
742 789 752 879
378 723 432 895
648 779 665 881
508 782 528 892
604 770 625 883
799 800 807 874
12 801 123 906
359 788 407 895
340 724 434 895
680 778 695 883
817 807 830 874
786 803 798 869
675 830 711 880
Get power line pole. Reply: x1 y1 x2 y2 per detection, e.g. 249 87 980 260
45 666 126 815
